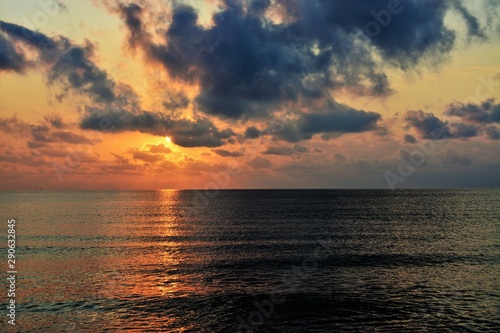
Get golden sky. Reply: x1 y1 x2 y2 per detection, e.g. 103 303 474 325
1 0 499 190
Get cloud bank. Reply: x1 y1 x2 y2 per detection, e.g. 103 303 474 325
118 0 486 121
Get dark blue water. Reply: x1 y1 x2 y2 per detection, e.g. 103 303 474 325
1 189 499 332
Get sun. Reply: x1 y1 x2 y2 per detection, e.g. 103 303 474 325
165 136 172 143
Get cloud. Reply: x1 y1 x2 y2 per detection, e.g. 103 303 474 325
80 107 235 147
44 113 65 129
0 151 44 166
0 20 116 103
404 110 453 139
450 1 487 39
244 126 262 139
117 0 487 120
0 116 31 137
263 144 307 156
450 122 481 139
31 148 100 164
445 99 500 124
30 123 96 145
162 92 190 112
0 115 97 145
119 3 145 50
0 34 27 72
273 100 381 142
299 106 381 136
0 20 59 54
35 148 70 158
131 151 164 163
334 153 347 162
404 134 417 143
27 141 46 149
99 163 142 173
147 143 172 154
294 144 308 153
212 149 244 157
248 156 272 169
3 1 497 153
111 153 130 165
52 131 96 144
485 125 500 140
263 146 294 156
437 148 472 166
407 102 500 141
48 42 116 103
157 160 177 170
398 149 427 167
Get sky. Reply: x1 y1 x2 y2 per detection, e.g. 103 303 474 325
0 0 499 190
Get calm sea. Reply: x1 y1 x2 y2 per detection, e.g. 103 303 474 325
1 189 499 332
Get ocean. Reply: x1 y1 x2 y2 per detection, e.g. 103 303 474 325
1 189 499 332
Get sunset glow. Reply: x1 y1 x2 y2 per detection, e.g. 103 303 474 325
0 0 499 190
1 2 500 332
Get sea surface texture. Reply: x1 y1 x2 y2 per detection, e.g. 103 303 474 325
1 189 499 332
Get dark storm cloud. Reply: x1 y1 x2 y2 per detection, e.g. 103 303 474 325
450 1 486 39
151 2 320 119
244 126 262 139
271 101 381 142
0 21 71 82
445 99 500 124
404 110 453 139
118 0 486 120
48 43 116 103
119 3 144 50
0 20 116 103
405 99 500 141
299 107 381 135
297 0 456 68
0 18 231 147
162 92 190 111
0 20 58 51
450 122 481 139
80 108 235 148
0 34 27 72
405 110 488 140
